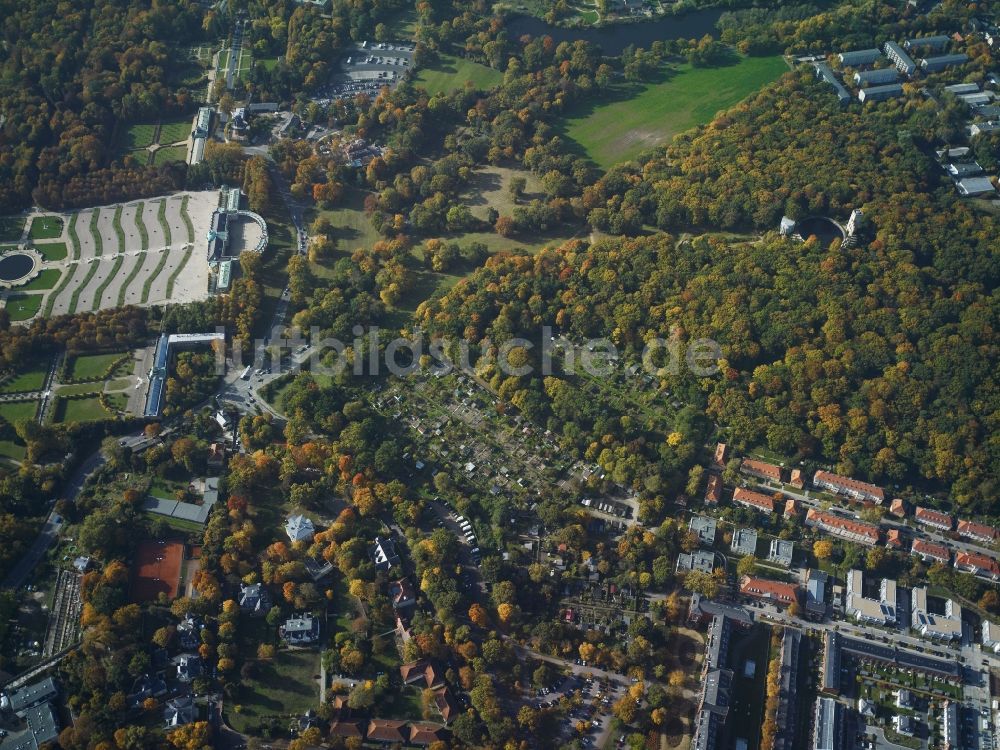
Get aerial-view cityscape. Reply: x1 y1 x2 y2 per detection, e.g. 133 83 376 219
0 0 997 748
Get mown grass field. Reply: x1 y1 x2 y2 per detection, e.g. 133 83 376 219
153 145 188 165
28 216 63 240
20 269 62 291
53 395 109 423
35 241 68 261
5 294 43 322
69 352 127 381
560 55 787 169
0 400 39 424
225 649 319 734
159 118 193 144
414 53 502 95
0 363 49 394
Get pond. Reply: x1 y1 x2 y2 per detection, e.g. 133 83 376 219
0 253 35 282
505 8 728 55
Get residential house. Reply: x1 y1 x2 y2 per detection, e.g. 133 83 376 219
677 550 717 575
733 488 775 514
164 695 197 728
731 528 758 557
956 176 996 196
812 471 884 504
789 469 804 489
889 498 906 517
911 586 962 641
838 49 882 66
884 41 917 75
410 723 448 745
885 529 903 550
805 509 880 546
372 536 400 570
175 654 202 683
329 720 364 739
915 507 953 532
206 442 226 469
239 583 272 616
955 551 1000 579
713 443 728 468
921 53 969 72
704 474 722 505
285 514 315 543
981 621 1000 653
689 515 717 547
740 459 783 484
784 498 800 518
280 615 320 645
367 719 408 744
845 570 897 625
739 577 800 608
434 688 458 723
399 660 444 689
911 539 950 565
958 519 998 544
768 539 794 567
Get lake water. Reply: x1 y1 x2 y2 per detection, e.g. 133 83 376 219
505 8 728 55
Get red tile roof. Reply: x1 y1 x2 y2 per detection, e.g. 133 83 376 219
915 507 953 530
956 551 1000 577
409 723 447 745
329 720 364 738
958 519 998 542
885 529 903 548
739 576 800 607
805 508 880 544
367 719 408 742
813 470 884 502
912 539 950 562
733 487 775 513
789 469 804 488
741 459 783 482
889 498 906 517
713 443 728 467
704 474 722 504
434 688 458 723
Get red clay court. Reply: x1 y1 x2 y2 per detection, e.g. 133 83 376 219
130 540 183 603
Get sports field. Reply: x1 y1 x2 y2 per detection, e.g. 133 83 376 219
130 540 184 602
560 55 787 169
414 53 502 95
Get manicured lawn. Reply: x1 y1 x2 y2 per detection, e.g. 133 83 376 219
0 439 26 461
0 217 25 242
225 649 320 733
19 269 62 291
560 55 787 169
158 118 193 145
55 382 103 397
0 400 39 425
34 242 68 261
256 56 279 72
28 216 64 240
150 474 194 500
69 351 127 381
153 145 188 166
4 293 43 322
53 396 109 423
414 52 502 95
6 294 43 321
0 365 48 394
117 122 157 152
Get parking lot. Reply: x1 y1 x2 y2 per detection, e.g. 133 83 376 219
311 40 415 101
527 672 625 748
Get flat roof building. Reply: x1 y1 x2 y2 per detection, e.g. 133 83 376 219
846 569 897 625
690 515 718 547
769 539 794 567
884 41 917 75
677 550 717 575
911 586 962 640
731 528 758 557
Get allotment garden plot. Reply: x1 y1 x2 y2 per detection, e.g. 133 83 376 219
0 190 218 322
